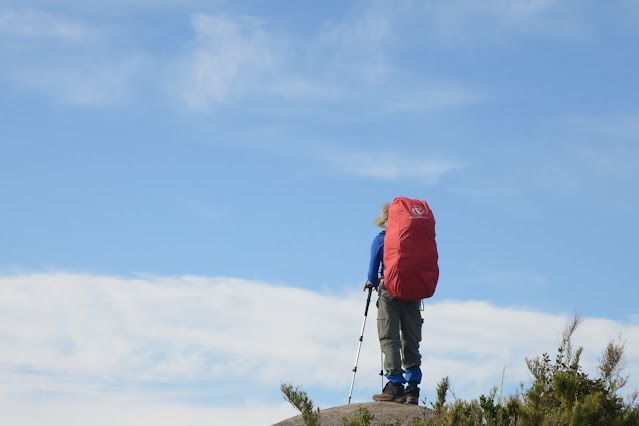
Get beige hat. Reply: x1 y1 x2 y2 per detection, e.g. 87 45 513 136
373 202 391 228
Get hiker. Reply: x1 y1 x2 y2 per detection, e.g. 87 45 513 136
364 201 424 405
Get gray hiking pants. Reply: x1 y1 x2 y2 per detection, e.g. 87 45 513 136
377 285 422 376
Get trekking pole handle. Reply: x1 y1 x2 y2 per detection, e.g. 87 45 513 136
363 285 372 317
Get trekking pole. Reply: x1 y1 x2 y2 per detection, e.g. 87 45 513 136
348 285 373 404
378 275 385 392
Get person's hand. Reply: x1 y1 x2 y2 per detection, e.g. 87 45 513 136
363 281 374 291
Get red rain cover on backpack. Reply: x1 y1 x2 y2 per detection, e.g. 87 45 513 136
383 197 439 301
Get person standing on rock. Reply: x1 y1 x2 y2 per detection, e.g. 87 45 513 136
364 198 438 405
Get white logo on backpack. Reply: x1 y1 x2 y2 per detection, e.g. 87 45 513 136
410 204 429 220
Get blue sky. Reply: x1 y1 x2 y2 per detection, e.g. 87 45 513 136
1 1 639 424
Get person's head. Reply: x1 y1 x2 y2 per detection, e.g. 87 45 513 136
373 202 391 228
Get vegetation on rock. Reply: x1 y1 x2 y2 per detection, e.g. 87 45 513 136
281 382 322 426
282 315 639 425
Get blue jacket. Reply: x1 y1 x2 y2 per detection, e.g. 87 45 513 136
367 231 385 287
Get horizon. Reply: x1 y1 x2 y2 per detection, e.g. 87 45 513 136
2 1 638 425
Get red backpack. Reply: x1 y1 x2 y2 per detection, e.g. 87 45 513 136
383 197 439 301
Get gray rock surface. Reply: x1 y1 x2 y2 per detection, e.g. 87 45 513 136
272 401 435 425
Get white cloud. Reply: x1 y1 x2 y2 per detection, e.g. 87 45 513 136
509 115 639 209
0 2 620 110
0 390 297 426
177 13 278 109
8 53 148 106
175 12 350 111
308 145 469 182
174 7 484 114
1 272 638 425
313 2 394 83
0 8 98 43
0 273 361 388
382 86 483 113
415 0 586 43
0 8 147 106
0 5 487 111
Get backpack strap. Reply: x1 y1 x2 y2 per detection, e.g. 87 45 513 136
379 230 386 286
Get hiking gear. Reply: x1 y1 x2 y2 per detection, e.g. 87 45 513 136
403 386 420 405
386 373 406 384
348 286 373 405
373 202 391 228
405 366 422 387
363 281 376 291
367 231 385 286
384 197 439 301
377 285 422 379
372 381 405 402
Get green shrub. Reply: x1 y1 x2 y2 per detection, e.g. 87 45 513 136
427 314 639 426
281 382 322 426
342 406 376 426
282 314 639 426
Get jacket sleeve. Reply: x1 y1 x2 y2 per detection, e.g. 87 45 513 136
367 233 384 286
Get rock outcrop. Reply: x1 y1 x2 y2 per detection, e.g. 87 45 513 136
273 401 435 425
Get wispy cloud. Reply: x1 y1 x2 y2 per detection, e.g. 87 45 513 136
0 8 147 106
174 6 484 114
177 13 278 109
447 111 639 210
568 114 639 144
0 2 623 110
412 0 587 43
9 54 147 106
313 1 394 83
1 272 637 425
0 4 492 111
175 12 351 112
0 8 99 44
309 145 469 182
382 86 483 113
524 115 639 206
